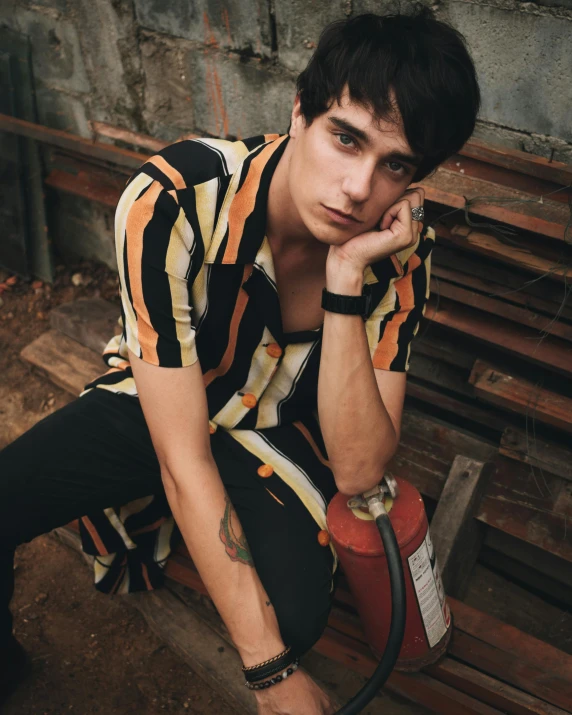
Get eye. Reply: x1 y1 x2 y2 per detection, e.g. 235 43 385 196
336 133 355 147
388 161 406 174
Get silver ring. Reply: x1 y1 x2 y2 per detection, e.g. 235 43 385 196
411 206 424 221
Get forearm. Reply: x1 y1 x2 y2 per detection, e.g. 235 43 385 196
161 457 285 665
318 261 398 495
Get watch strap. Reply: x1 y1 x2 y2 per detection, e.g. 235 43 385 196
321 284 372 317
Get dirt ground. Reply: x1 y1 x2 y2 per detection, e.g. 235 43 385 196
0 261 235 714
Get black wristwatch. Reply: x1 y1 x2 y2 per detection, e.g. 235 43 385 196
321 284 372 318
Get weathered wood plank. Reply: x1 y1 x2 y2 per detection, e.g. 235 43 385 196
426 658 570 715
20 329 104 395
444 224 572 280
432 278 572 342
427 298 572 376
431 263 572 326
50 297 120 354
430 456 493 599
469 361 572 434
500 428 572 482
449 598 572 683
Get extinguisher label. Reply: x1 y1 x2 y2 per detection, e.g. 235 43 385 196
407 530 448 648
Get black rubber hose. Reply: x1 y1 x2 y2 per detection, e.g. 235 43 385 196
334 511 407 714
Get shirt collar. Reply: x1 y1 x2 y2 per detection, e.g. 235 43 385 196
205 134 289 265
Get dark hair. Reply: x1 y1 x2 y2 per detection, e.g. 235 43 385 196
296 8 481 182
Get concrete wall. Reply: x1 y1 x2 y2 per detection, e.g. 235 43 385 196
1 0 571 268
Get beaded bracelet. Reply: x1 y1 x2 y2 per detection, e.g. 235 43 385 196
245 659 299 691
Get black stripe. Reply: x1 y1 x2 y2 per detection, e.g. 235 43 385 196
140 189 183 366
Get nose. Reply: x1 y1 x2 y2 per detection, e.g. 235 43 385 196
341 160 375 205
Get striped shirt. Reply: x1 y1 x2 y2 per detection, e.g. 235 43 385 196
78 133 435 594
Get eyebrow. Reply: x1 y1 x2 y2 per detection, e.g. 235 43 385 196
327 116 422 167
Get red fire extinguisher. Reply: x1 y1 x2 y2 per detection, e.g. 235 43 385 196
328 475 452 714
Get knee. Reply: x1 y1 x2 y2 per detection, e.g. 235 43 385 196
273 588 332 657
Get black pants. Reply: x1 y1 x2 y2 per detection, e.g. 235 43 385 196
0 389 335 655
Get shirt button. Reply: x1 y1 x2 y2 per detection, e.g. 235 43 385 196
257 464 274 478
241 393 258 408
266 343 283 359
317 530 331 547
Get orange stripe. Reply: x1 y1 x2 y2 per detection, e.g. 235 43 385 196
129 517 166 536
110 557 127 593
141 562 153 590
145 155 187 190
203 264 253 387
292 421 330 468
223 136 287 263
80 516 109 556
265 488 285 506
373 253 421 369
126 181 164 365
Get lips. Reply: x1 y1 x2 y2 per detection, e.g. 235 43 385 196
322 205 361 225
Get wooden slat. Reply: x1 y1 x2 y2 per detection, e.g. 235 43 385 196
500 427 572 481
431 263 572 325
406 379 515 434
422 172 569 241
315 628 504 714
427 297 572 376
50 298 120 354
45 167 122 208
0 112 145 169
430 456 493 598
432 278 572 342
449 598 572 683
445 630 572 712
442 224 572 281
427 658 570 715
469 360 572 434
432 243 572 317
457 137 572 188
20 329 104 395
477 496 572 564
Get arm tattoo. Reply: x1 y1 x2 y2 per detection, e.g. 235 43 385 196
219 494 254 567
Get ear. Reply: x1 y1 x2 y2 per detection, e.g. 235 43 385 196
289 94 304 138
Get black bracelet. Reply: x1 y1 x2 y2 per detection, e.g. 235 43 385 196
245 659 299 690
242 647 295 683
244 655 295 683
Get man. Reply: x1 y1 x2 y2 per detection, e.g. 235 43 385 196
0 8 480 714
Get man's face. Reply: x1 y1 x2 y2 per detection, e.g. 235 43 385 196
286 87 421 246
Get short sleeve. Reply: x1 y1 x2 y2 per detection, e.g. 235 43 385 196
115 173 198 368
368 226 435 372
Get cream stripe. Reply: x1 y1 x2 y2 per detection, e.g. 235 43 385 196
154 517 176 564
365 282 398 359
257 342 318 428
212 327 278 428
166 205 199 366
195 137 252 174
193 179 219 321
115 173 155 353
206 161 245 262
104 508 137 550
86 379 139 397
227 429 337 565
253 237 276 285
